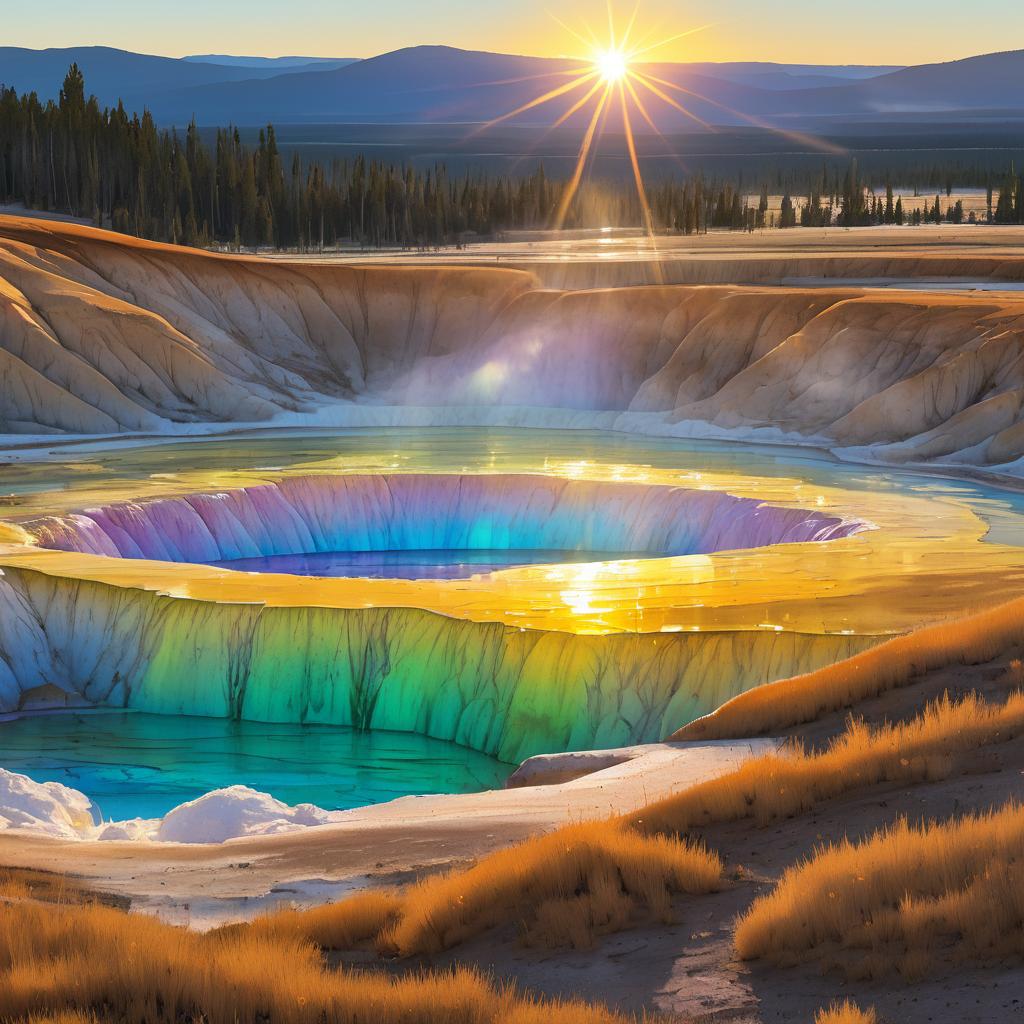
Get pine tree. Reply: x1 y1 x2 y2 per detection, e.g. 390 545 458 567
5 64 1018 253
780 193 797 228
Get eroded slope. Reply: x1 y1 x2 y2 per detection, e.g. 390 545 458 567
3 217 1024 475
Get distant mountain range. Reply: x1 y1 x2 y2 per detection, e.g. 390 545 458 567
0 46 361 102
182 54 359 70
2 43 1023 128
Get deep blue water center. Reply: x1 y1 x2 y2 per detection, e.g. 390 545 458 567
0 712 511 820
210 548 635 579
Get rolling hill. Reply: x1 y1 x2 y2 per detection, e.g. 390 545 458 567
182 54 359 70
0 45 359 109
2 43 1023 128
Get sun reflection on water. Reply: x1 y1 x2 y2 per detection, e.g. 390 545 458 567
4 429 1024 641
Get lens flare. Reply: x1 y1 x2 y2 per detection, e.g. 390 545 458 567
476 3 845 240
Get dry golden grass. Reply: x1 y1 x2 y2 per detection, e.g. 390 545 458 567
268 690 1022 957
0 868 90 906
226 888 402 950
0 875 635 1024
814 1001 877 1024
735 800 1024 980
675 596 1024 741
245 823 721 957
382 823 721 955
19 1015 101 1024
629 691 1024 835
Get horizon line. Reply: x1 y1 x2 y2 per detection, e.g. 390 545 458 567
9 39 1021 70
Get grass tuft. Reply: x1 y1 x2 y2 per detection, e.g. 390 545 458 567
815 1000 877 1024
222 888 402 950
735 800 1024 979
264 823 721 957
629 691 1024 835
674 597 1024 740
384 822 720 955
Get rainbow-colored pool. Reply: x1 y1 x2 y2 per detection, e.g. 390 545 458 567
3 427 1024 770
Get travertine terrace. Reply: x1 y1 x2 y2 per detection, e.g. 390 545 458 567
5 216 1024 759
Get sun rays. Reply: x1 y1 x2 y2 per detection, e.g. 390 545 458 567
477 3 844 235
477 4 720 232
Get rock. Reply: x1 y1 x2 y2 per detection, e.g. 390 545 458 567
0 567 872 764
0 767 338 844
155 786 332 844
24 474 863 564
0 767 97 839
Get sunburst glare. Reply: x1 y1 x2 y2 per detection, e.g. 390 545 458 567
477 2 843 237
477 2 717 235
595 48 628 82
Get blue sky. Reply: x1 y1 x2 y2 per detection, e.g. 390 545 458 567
6 0 1024 65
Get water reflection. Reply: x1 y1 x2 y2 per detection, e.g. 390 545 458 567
3 426 1024 639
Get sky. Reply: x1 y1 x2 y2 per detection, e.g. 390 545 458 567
5 0 1024 67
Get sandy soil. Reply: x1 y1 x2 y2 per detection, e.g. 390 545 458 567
0 740 771 926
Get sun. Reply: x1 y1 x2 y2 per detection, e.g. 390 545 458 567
595 48 628 82
476 3 722 236
476 4 736 239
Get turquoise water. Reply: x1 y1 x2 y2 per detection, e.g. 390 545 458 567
0 712 511 820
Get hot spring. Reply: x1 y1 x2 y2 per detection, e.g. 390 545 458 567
4 427 1024 819
23 471 863 572
0 711 510 821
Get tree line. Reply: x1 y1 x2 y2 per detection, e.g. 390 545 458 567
773 160 1024 228
2 66 1023 251
1 65 710 248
